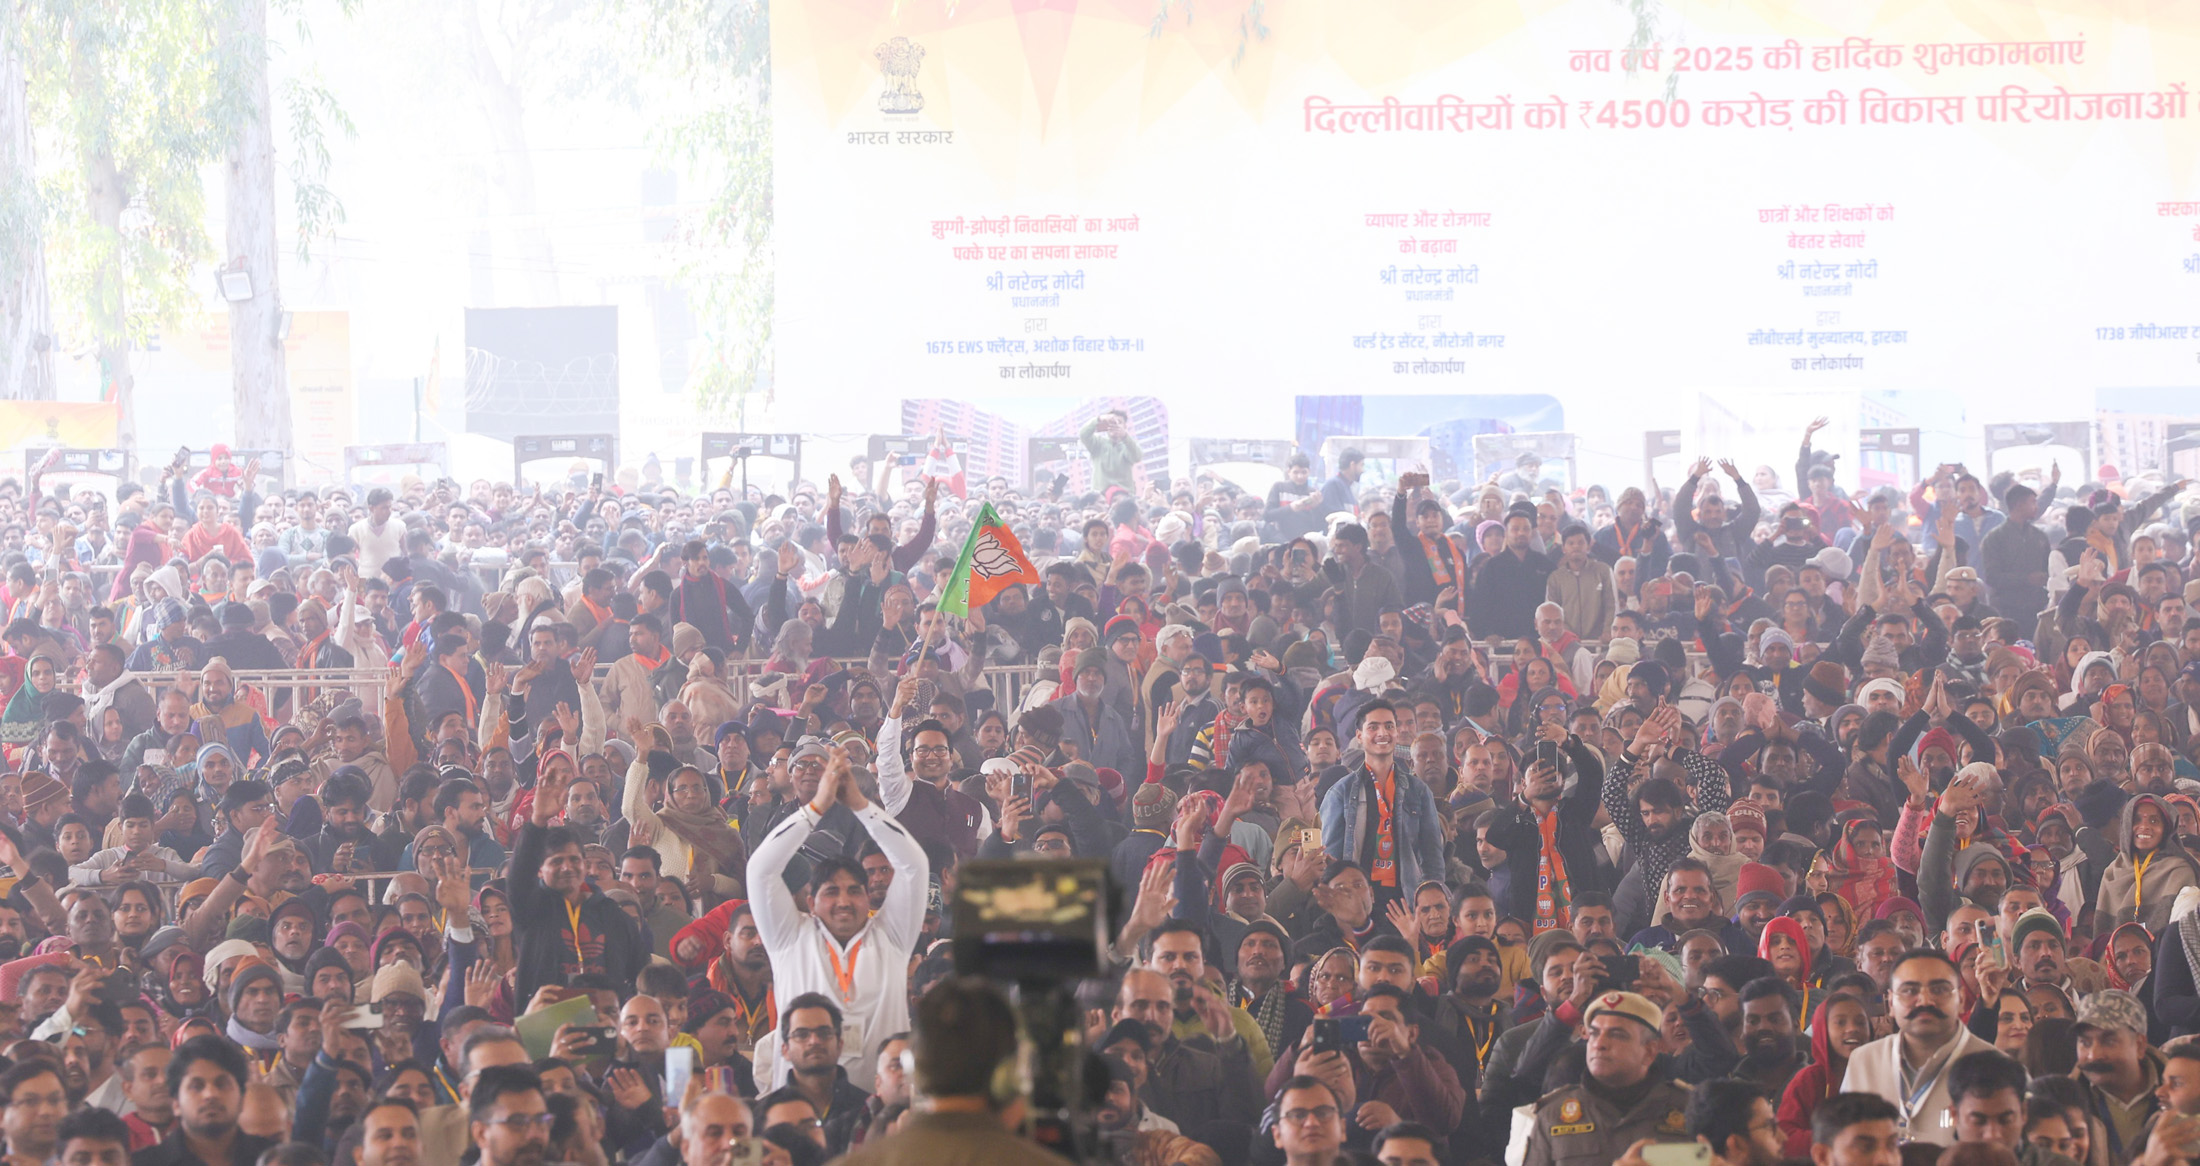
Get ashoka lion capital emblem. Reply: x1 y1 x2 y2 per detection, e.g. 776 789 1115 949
876 37 926 114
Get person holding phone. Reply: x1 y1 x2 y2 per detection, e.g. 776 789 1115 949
1521 991 1694 1166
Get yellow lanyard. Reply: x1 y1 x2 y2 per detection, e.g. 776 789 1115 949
2136 852 2155 911
1471 1002 1498 1062
565 899 586 968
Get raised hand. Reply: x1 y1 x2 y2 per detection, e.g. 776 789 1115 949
1153 698 1184 741
1283 841 1324 890
605 1066 653 1110
1126 856 1178 931
997 795 1030 844
1718 459 1742 480
569 648 597 684
1804 416 1829 438
533 764 570 827
811 746 847 814
321 1000 362 1052
1223 772 1258 822
1385 899 1420 944
1172 796 1210 849
1897 755 1930 800
1629 706 1672 756
242 820 282 871
464 959 500 1009
436 853 473 916
1687 457 1712 479
554 702 581 742
1974 944 2008 1001
1938 771 1981 817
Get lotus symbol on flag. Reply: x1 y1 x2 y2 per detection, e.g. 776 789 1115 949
971 530 1019 578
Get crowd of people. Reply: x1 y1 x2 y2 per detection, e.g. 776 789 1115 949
0 414 2195 1166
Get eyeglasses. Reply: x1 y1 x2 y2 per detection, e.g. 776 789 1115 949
911 745 951 756
1282 1106 1339 1125
487 1113 556 1132
787 1025 839 1044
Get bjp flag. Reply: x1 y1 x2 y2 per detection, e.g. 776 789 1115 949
937 502 1038 617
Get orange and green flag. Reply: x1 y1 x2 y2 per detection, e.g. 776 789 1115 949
937 502 1038 617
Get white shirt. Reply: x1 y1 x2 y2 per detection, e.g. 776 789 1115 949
746 799 929 1091
347 518 404 580
70 844 197 884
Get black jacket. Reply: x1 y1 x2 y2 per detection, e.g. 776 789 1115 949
508 821 649 1007
1483 735 1609 922
133 1130 280 1166
759 1069 874 1155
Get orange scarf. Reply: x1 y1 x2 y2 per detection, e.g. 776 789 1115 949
1532 808 1572 934
443 662 478 725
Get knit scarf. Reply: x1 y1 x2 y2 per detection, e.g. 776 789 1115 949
1208 709 1244 773
658 806 748 879
226 1016 282 1052
1235 981 1289 1057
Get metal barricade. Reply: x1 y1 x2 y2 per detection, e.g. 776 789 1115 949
120 667 394 725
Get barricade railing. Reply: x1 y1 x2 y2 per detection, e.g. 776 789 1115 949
119 667 393 725
119 644 1693 733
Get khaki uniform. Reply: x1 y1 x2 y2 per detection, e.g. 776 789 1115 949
1522 1078 1695 1166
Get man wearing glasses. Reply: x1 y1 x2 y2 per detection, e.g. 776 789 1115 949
756 993 871 1155
1273 1075 1351 1166
1839 949 1995 1146
876 677 986 861
465 1064 552 1166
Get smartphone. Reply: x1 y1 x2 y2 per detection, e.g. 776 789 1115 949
575 1025 614 1055
726 1138 765 1166
1011 774 1032 803
1308 1018 1343 1055
663 1046 697 1103
1642 1144 1713 1166
591 472 604 490
347 1004 385 1031
1337 1014 1372 1045
1602 954 1641 992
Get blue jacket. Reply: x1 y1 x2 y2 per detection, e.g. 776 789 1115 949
1059 694 1140 779
1319 764 1443 894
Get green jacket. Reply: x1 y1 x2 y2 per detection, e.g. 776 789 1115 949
1079 417 1143 492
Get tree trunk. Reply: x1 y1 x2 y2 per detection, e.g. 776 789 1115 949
70 35 132 443
223 0 290 450
0 31 53 400
461 0 559 306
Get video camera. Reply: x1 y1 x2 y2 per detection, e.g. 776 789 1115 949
951 859 1120 1160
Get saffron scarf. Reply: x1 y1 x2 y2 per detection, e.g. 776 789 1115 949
1532 808 1573 934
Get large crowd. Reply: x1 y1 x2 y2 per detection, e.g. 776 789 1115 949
0 413 2196 1166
